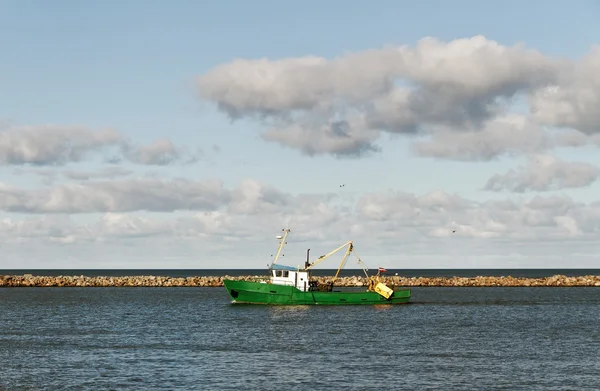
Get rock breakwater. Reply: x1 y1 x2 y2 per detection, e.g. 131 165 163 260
1 274 600 287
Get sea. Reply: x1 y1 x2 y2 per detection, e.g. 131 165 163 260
1 269 600 390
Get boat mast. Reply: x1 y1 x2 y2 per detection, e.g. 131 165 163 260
271 228 290 266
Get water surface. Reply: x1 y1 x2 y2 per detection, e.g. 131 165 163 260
1 287 599 390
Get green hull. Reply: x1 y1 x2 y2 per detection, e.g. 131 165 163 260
223 279 411 305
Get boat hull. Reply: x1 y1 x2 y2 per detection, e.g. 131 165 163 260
223 279 411 305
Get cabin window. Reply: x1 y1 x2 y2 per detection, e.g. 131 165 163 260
282 271 289 277
275 270 283 277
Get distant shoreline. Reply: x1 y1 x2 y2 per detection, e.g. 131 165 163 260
2 274 600 287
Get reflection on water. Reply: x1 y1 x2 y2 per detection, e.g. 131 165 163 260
1 287 599 390
268 305 311 313
372 304 394 311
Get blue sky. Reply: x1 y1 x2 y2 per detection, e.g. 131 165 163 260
1 1 600 268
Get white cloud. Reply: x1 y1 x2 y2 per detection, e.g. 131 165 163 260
2 184 600 267
530 47 600 134
11 167 135 184
197 35 583 158
484 155 600 192
123 138 203 165
0 125 125 165
62 167 134 181
0 178 232 213
0 125 203 166
1 181 599 243
197 35 600 160
262 118 381 157
198 36 559 120
411 114 552 161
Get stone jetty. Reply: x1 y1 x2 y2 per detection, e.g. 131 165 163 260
1 274 600 287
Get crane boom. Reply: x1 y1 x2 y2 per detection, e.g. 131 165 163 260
305 240 353 270
332 242 353 283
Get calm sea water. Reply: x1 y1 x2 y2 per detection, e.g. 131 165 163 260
1 287 599 390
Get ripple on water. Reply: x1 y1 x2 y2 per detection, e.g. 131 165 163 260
1 287 600 390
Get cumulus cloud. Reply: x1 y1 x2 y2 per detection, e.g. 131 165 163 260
352 190 600 242
411 115 595 161
0 125 202 166
0 178 309 214
197 35 582 157
62 167 134 181
2 187 600 251
4 177 600 268
123 138 203 165
95 213 174 239
0 125 125 165
3 175 593 247
12 166 135 183
0 178 233 213
530 47 600 134
262 118 381 157
197 35 600 159
411 115 547 161
198 36 559 121
484 155 600 192
0 215 78 245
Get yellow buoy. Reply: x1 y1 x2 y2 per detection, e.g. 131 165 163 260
374 282 393 299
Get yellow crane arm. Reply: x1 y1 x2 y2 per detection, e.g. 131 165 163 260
332 242 353 283
305 240 353 270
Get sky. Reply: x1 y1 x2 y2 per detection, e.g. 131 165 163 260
1 0 600 269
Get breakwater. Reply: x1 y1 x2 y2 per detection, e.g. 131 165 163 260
2 274 600 287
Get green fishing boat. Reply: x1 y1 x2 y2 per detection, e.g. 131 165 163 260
223 229 411 305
